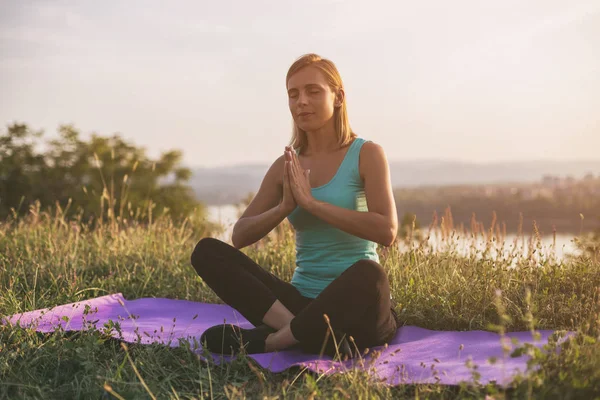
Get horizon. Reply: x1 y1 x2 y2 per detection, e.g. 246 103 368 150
187 157 600 170
1 1 599 168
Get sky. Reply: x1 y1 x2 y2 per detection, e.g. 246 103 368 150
1 0 599 168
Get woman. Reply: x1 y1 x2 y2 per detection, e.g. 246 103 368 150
191 53 399 358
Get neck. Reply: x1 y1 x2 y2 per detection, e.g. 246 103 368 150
304 119 339 155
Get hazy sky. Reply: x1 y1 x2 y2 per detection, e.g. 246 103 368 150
1 0 599 168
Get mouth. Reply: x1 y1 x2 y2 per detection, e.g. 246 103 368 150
298 112 313 117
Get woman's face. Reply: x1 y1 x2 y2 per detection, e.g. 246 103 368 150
287 66 340 132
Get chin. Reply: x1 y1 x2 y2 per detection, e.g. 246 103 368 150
297 121 323 132
296 122 313 131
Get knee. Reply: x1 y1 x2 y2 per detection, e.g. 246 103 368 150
190 237 222 273
351 259 388 286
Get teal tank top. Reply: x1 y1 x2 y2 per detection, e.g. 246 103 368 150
287 137 379 298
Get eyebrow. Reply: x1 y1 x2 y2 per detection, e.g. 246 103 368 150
287 83 322 94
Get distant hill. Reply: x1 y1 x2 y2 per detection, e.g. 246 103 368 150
188 160 600 205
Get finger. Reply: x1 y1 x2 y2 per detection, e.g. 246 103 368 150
292 149 300 165
291 152 301 173
288 162 295 182
286 162 295 184
286 154 295 174
287 160 295 180
291 164 300 185
295 155 305 176
289 163 297 182
290 164 302 186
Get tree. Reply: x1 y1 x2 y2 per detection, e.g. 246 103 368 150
0 123 46 216
0 122 206 225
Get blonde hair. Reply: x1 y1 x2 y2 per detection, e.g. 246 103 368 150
286 53 356 154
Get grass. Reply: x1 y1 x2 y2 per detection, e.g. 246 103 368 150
1 203 599 399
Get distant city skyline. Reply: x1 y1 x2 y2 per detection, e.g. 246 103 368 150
1 0 599 168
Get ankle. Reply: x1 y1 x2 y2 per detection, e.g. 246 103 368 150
264 333 275 352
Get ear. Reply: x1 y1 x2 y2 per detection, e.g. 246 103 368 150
335 88 345 108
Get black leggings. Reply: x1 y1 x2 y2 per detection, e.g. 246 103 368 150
190 237 398 353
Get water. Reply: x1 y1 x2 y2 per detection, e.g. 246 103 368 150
206 204 579 260
207 204 241 242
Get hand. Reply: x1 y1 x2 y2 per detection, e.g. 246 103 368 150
279 146 297 215
285 146 314 210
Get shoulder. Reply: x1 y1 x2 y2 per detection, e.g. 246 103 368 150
358 141 388 180
265 154 286 187
359 140 385 155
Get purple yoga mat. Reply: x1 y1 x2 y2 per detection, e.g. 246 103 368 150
4 293 557 386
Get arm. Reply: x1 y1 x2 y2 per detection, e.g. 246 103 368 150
231 155 289 249
304 142 398 246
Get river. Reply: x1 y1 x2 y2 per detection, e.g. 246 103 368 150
206 204 580 260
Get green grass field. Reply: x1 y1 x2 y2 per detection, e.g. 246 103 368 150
1 208 599 399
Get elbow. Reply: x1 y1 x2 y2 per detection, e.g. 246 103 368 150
381 235 395 248
380 225 397 247
231 234 245 250
231 224 241 249
231 235 241 249
231 222 247 250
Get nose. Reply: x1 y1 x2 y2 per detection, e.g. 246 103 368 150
297 91 309 106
